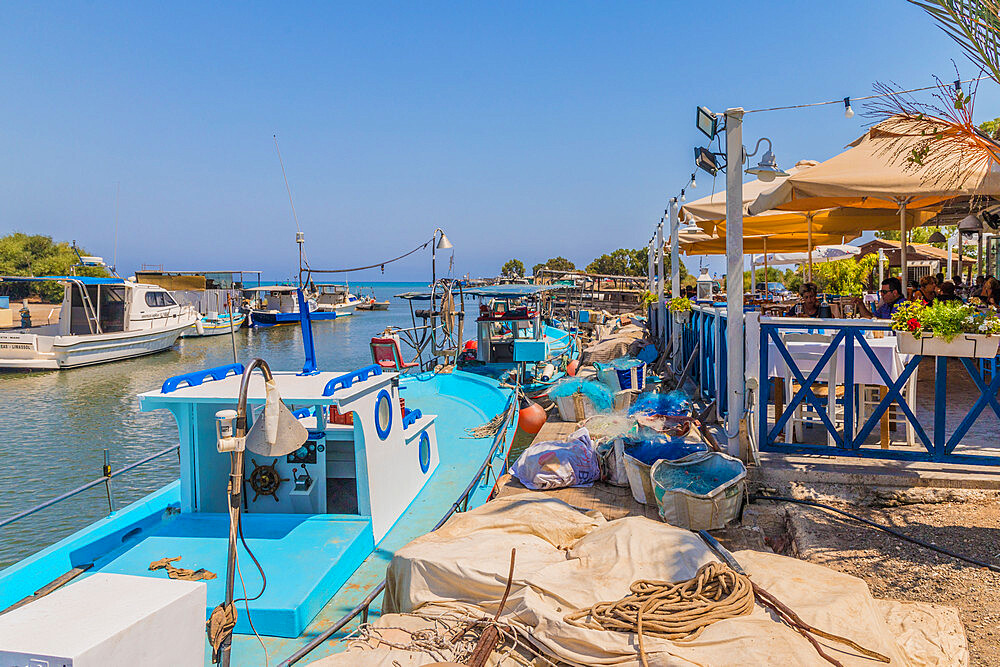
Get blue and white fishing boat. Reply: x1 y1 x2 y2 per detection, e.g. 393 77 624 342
246 286 338 327
458 284 579 396
308 283 363 316
0 297 516 665
182 311 248 337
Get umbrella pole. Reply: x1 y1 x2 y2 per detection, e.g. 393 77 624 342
807 216 813 282
763 237 769 295
898 199 908 282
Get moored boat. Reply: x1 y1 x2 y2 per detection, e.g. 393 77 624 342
0 304 516 665
182 310 248 337
0 275 198 370
246 286 338 327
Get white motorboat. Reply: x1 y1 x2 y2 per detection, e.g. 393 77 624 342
309 283 362 315
0 275 198 370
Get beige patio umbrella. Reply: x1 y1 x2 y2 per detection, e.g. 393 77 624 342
748 117 1000 274
680 160 819 222
678 229 858 255
698 207 938 280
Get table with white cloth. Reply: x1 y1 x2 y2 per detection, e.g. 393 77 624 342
766 334 910 447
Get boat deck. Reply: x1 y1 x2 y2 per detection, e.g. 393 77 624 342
96 513 374 638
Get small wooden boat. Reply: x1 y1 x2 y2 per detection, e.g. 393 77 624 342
356 298 389 311
181 311 247 337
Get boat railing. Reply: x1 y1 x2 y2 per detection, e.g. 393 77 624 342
279 391 517 667
0 443 180 532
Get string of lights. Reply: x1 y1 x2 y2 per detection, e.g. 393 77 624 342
744 75 989 115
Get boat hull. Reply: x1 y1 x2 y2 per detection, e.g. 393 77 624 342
250 310 338 327
181 312 248 337
0 318 195 370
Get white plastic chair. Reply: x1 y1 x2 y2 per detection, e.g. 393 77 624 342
781 332 842 445
857 345 918 448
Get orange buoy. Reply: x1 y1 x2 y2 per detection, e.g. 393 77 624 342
566 359 580 377
509 396 547 462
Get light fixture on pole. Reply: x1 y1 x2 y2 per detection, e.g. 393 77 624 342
431 228 454 312
843 96 855 119
927 230 947 244
744 137 789 182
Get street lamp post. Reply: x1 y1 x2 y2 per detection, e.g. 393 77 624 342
723 108 745 456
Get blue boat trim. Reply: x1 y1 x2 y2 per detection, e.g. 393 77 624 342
402 408 423 429
374 389 392 440
323 364 383 395
161 363 245 394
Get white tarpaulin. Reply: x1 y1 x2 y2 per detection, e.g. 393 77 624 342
315 497 965 666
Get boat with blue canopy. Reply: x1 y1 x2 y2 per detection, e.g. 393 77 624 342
0 292 516 665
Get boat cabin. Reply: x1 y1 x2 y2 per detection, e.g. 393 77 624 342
245 285 301 313
131 363 439 637
466 285 562 364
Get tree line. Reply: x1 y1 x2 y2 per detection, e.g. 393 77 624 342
0 233 109 301
501 248 691 284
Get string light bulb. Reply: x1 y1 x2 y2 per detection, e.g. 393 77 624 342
843 97 854 119
686 172 697 189
679 189 686 202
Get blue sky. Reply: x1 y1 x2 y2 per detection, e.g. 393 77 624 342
2 1 998 280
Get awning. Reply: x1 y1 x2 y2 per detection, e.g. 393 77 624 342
0 275 125 285
748 117 1000 215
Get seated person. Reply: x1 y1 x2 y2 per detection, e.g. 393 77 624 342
936 281 963 303
852 277 904 319
785 282 828 317
918 275 938 303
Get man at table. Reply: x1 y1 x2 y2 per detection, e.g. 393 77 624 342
785 282 829 317
852 277 904 319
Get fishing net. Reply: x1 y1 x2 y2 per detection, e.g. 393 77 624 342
548 379 614 412
629 390 691 417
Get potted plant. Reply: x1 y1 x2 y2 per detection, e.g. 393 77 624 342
891 299 1000 358
668 296 693 324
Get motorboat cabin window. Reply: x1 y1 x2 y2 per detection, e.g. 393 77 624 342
69 283 127 334
145 291 177 307
98 286 126 332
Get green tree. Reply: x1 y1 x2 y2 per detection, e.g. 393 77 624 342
500 258 525 278
809 254 879 296
586 247 685 279
531 256 576 276
742 267 786 292
0 233 109 302
980 116 1000 140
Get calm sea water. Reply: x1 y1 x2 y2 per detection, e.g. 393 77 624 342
0 282 425 568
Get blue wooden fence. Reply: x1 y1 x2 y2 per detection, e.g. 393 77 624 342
661 307 1000 466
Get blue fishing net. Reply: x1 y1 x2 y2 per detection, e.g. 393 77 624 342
623 436 706 465
548 378 615 412
600 356 646 371
629 390 691 417
651 453 746 495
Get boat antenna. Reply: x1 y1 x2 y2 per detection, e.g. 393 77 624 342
274 134 307 287
113 182 120 275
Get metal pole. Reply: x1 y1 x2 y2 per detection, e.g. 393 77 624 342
656 220 665 344
724 107 745 456
899 199 908 282
102 449 114 513
763 236 768 295
669 200 681 360
878 248 885 285
807 215 813 282
647 237 654 293
947 234 953 281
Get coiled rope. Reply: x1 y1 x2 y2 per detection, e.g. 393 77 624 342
566 562 889 667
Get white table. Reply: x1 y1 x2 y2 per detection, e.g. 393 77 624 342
765 334 911 447
766 335 909 385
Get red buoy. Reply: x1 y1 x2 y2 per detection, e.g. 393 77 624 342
464 339 478 351
566 359 580 377
510 396 547 462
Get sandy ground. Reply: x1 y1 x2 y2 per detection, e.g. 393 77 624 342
762 498 1000 666
0 302 60 328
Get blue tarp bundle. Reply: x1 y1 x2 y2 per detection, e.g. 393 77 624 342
629 390 691 417
600 356 645 371
548 378 615 412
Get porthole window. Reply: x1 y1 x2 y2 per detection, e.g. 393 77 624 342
419 431 431 473
374 389 393 440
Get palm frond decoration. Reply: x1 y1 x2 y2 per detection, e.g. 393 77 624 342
865 75 1000 188
909 0 1000 85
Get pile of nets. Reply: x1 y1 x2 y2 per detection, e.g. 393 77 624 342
598 356 646 371
548 378 615 412
629 390 691 417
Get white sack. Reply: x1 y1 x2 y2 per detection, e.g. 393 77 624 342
510 427 601 490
